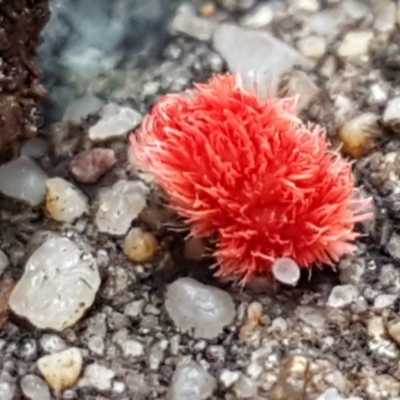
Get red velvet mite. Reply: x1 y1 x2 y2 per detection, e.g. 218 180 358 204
130 73 373 283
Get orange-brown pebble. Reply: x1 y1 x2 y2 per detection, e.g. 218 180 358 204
123 228 158 263
338 113 381 159
239 301 269 343
200 2 217 17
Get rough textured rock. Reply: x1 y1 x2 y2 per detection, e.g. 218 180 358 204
0 0 49 163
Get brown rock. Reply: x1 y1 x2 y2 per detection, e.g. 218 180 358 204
69 148 117 184
0 0 49 163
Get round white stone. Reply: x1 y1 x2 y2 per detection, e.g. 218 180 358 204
9 237 101 330
272 258 300 286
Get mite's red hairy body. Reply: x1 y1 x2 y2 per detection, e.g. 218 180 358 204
131 73 372 282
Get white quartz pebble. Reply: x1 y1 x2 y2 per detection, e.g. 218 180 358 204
96 180 149 236
0 157 47 206
165 278 236 339
9 237 101 330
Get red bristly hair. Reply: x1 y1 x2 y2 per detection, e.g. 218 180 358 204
130 73 372 282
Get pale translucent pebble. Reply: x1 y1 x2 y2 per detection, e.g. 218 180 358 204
327 284 359 308
295 306 326 329
20 375 51 400
272 258 300 286
38 348 82 394
240 3 274 28
383 97 400 134
307 2 372 39
373 294 397 309
213 23 312 96
0 157 48 206
373 0 397 34
290 0 320 12
88 103 142 141
286 70 320 111
63 95 104 123
0 381 15 400
317 387 363 400
306 8 346 37
78 363 116 391
170 4 218 42
9 237 101 331
297 36 327 60
39 334 67 354
0 250 9 276
167 361 216 400
46 177 88 223
113 381 125 394
165 278 236 339
96 180 149 236
233 376 258 399
120 339 144 358
337 30 373 61
219 370 241 388
21 138 49 159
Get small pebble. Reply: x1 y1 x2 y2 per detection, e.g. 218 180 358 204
37 348 82 396
89 103 142 142
327 284 359 308
219 370 241 389
0 157 48 206
0 379 15 400
338 113 381 159
124 299 145 318
213 23 311 97
120 339 144 359
96 180 149 236
39 335 67 354
9 237 100 330
78 363 116 392
374 294 397 310
69 148 116 184
87 335 105 356
337 30 373 61
386 233 400 261
239 302 266 343
271 355 309 399
286 70 320 111
221 0 255 12
20 375 51 400
170 4 218 42
387 319 400 345
0 251 9 277
240 3 274 28
21 138 49 159
63 95 104 123
297 35 327 60
165 277 236 339
46 177 88 223
290 0 320 12
368 316 385 338
123 228 158 263
272 257 300 286
383 97 400 134
167 361 216 400
295 306 326 330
